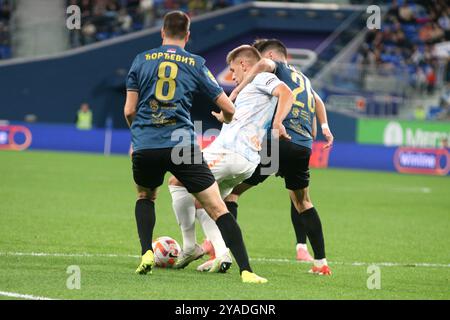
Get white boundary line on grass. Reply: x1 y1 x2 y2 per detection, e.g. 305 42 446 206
1 251 450 269
0 291 55 300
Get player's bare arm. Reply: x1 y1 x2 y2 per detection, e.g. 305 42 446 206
313 91 334 149
124 90 139 128
229 58 277 101
212 92 235 124
271 82 293 140
312 116 317 140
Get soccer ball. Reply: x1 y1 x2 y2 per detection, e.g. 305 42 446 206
152 236 181 268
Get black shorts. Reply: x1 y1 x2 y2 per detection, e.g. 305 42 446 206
243 139 311 190
132 146 216 194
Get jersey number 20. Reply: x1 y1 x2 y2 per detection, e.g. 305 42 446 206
155 62 178 101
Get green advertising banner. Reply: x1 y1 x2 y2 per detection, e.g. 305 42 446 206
357 119 450 148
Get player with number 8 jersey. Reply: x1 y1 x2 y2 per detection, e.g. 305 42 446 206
124 11 267 284
126 44 221 151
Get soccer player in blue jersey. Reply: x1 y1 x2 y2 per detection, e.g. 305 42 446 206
223 39 334 275
124 11 266 283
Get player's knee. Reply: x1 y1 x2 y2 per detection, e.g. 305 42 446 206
293 199 313 213
137 190 157 201
168 176 184 186
203 201 227 220
300 201 313 213
224 193 239 203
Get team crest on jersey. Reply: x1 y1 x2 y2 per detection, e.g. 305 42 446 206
217 48 317 87
150 99 159 112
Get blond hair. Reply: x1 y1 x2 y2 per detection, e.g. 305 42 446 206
226 45 261 65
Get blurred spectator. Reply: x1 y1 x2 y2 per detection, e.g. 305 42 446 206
398 1 415 23
118 8 133 32
139 0 154 28
437 8 450 40
76 103 93 130
425 65 437 95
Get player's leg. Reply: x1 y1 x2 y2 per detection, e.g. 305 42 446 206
199 182 251 258
195 206 232 273
134 185 158 274
277 139 314 261
289 187 330 275
170 147 266 283
196 150 232 265
223 182 253 220
168 176 204 267
290 200 313 262
223 160 270 220
131 149 166 275
197 152 257 273
193 183 266 283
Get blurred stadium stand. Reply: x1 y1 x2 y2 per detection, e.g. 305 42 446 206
66 0 249 48
314 0 450 120
0 1 365 131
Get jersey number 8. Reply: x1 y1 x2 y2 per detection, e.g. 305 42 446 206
155 62 178 101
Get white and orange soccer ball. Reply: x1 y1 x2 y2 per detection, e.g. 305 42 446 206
152 236 181 268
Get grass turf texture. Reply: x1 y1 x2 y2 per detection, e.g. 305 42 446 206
0 150 449 300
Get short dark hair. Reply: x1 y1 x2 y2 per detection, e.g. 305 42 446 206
226 45 261 65
252 38 288 58
163 11 190 39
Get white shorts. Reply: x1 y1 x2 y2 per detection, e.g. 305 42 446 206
203 147 257 199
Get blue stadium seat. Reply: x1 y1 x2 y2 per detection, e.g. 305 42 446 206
0 45 11 59
96 32 111 41
132 22 143 31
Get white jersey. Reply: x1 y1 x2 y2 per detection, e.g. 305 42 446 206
208 72 281 164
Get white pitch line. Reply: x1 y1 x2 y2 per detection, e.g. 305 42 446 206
250 257 450 268
0 291 55 300
0 251 139 259
1 251 449 268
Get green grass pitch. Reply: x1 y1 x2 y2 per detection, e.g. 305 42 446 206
0 150 449 300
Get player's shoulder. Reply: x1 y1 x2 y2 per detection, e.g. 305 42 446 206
186 51 206 68
131 47 160 65
273 61 292 73
253 72 280 85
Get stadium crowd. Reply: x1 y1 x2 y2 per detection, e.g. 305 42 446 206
356 0 449 96
68 0 241 47
0 0 11 59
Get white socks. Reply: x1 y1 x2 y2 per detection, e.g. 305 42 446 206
314 258 328 267
169 185 196 253
296 243 308 251
195 208 229 258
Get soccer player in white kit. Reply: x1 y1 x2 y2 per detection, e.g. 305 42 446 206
168 45 293 274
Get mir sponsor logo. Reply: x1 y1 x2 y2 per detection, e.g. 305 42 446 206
384 121 450 148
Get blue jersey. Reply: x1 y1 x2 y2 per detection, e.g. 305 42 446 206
274 61 316 149
126 45 223 151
